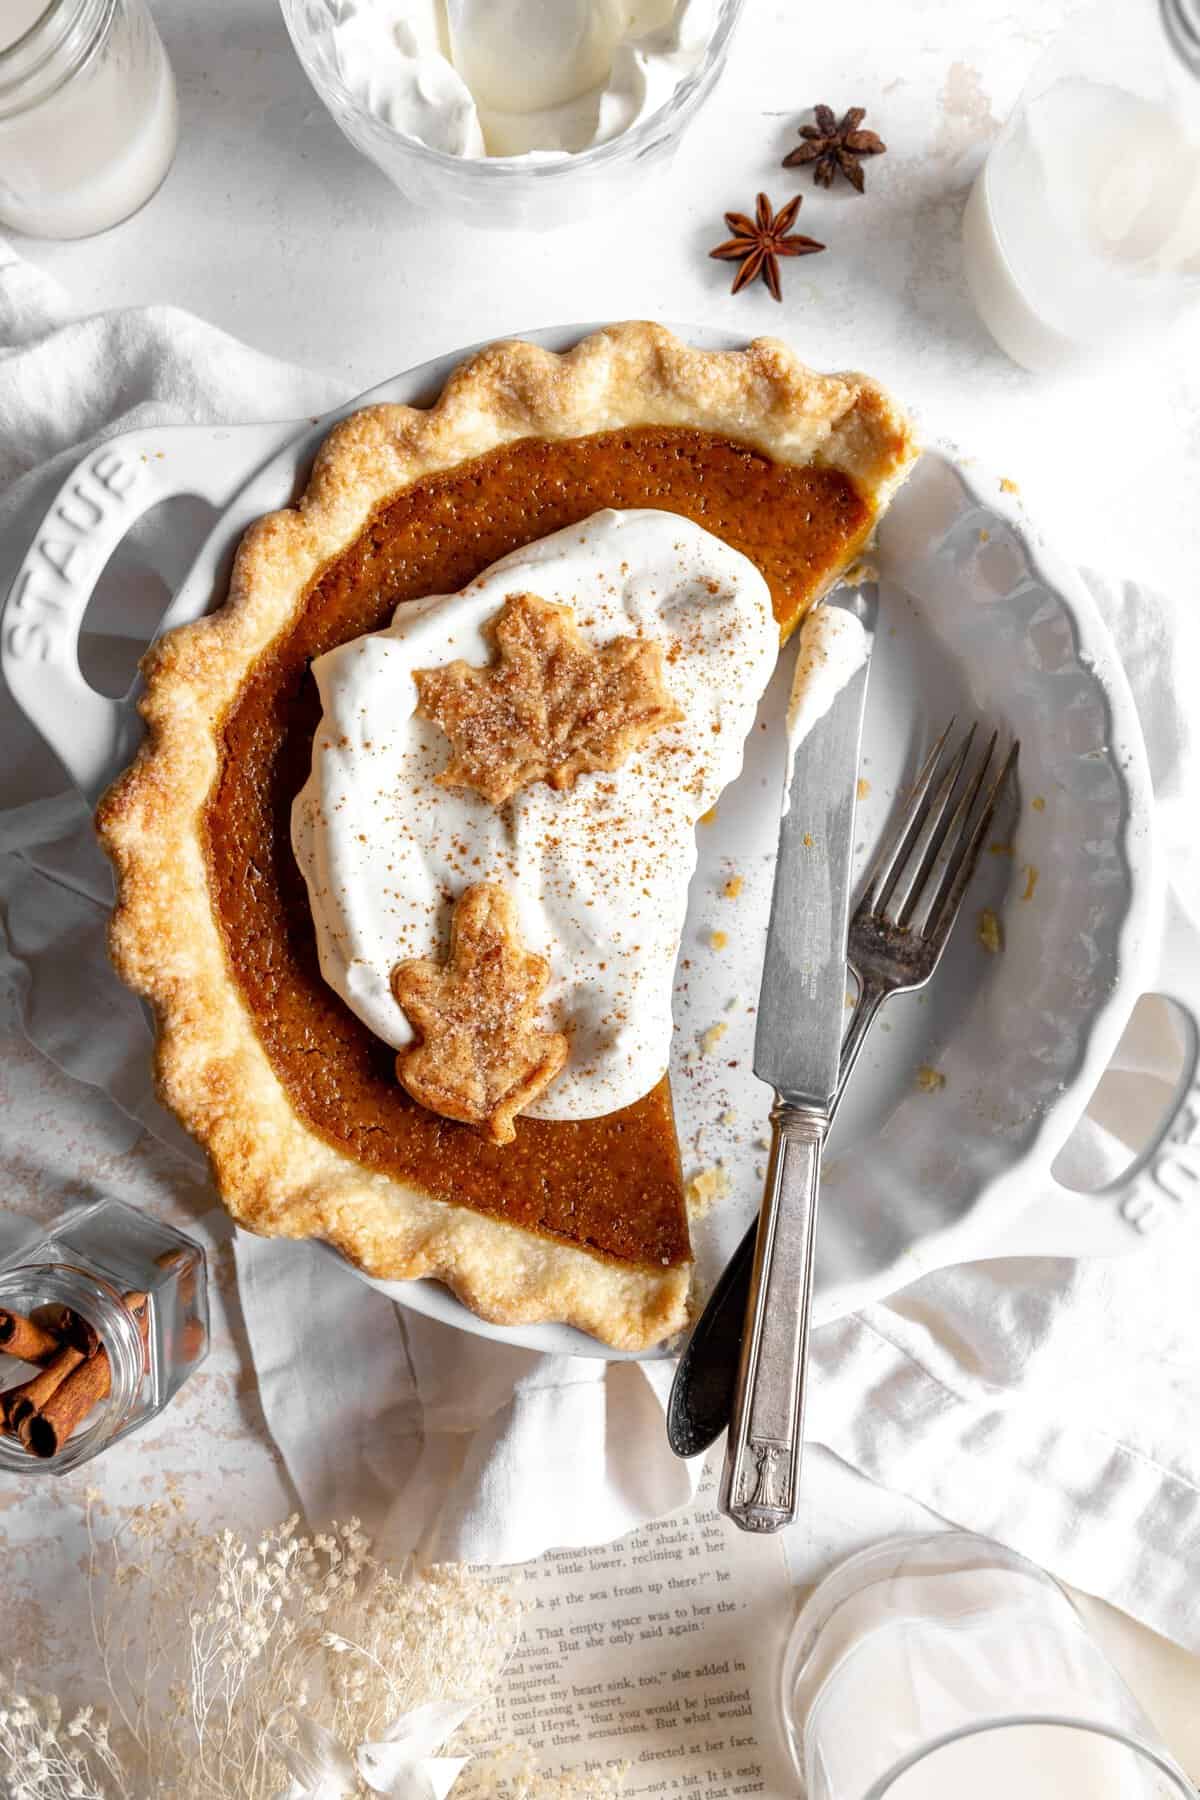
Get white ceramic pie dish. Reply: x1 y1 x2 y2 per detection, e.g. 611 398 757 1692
5 322 1200 1363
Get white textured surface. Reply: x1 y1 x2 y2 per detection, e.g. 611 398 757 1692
3 0 1200 1772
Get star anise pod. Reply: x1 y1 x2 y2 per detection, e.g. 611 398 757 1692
708 192 825 301
783 105 887 194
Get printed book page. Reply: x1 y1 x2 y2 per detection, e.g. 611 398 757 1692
486 1459 796 1796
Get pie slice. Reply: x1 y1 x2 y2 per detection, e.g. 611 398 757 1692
96 323 917 1350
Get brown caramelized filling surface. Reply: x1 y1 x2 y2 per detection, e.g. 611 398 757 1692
205 426 872 1268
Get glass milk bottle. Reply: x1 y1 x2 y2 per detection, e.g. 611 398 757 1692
0 0 178 239
962 0 1200 371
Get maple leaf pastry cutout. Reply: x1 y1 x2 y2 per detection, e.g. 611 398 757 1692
391 882 569 1145
413 591 684 807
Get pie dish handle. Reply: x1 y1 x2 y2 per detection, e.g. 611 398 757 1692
981 887 1200 1260
2 420 303 803
1097 888 1200 1239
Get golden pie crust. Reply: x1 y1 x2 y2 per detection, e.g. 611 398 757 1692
96 323 917 1350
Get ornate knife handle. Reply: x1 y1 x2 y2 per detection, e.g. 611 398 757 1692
717 1098 826 1533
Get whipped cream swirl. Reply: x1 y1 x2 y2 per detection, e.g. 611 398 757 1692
330 0 717 160
785 604 869 756
292 509 776 1122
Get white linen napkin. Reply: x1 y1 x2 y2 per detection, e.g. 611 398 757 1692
3 245 1199 1643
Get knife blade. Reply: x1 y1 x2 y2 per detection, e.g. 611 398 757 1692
716 585 875 1532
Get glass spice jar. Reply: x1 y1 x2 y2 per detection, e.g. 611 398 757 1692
0 1197 208 1475
0 0 178 239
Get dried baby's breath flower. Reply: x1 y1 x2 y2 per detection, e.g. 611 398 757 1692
3 1501 525 1800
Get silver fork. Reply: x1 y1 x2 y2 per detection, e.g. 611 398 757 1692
839 717 1019 1094
667 717 1020 1465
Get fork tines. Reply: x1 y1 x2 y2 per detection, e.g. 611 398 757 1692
859 719 1019 949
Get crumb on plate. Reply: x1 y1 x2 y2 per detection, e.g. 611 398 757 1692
685 1165 731 1216
977 908 1003 955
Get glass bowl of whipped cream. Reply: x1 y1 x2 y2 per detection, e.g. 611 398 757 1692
280 0 746 227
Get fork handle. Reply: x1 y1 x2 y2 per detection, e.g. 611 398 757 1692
840 974 888 1086
718 1099 828 1533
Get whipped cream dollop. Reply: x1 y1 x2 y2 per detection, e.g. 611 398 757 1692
330 0 716 159
784 603 869 793
292 509 777 1123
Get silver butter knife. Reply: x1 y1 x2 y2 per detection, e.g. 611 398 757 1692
718 585 876 1534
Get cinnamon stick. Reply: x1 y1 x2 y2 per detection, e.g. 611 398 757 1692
2 1344 84 1436
26 1353 111 1458
59 1310 102 1360
23 1290 149 1459
155 1247 196 1304
0 1308 64 1367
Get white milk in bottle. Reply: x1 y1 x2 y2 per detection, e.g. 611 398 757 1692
962 0 1200 370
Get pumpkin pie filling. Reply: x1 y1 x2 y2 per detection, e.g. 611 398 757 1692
204 424 873 1272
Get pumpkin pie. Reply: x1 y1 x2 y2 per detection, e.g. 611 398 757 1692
96 323 917 1350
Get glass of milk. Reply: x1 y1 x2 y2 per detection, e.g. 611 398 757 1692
962 0 1200 371
0 0 178 239
782 1533 1195 1799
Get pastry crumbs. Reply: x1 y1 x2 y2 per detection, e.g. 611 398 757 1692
723 874 744 899
916 1065 946 1093
685 1165 731 1216
709 929 729 950
1021 864 1039 901
856 778 870 799
700 1021 728 1055
977 908 1003 954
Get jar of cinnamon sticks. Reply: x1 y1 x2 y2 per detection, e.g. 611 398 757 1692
0 1198 207 1474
